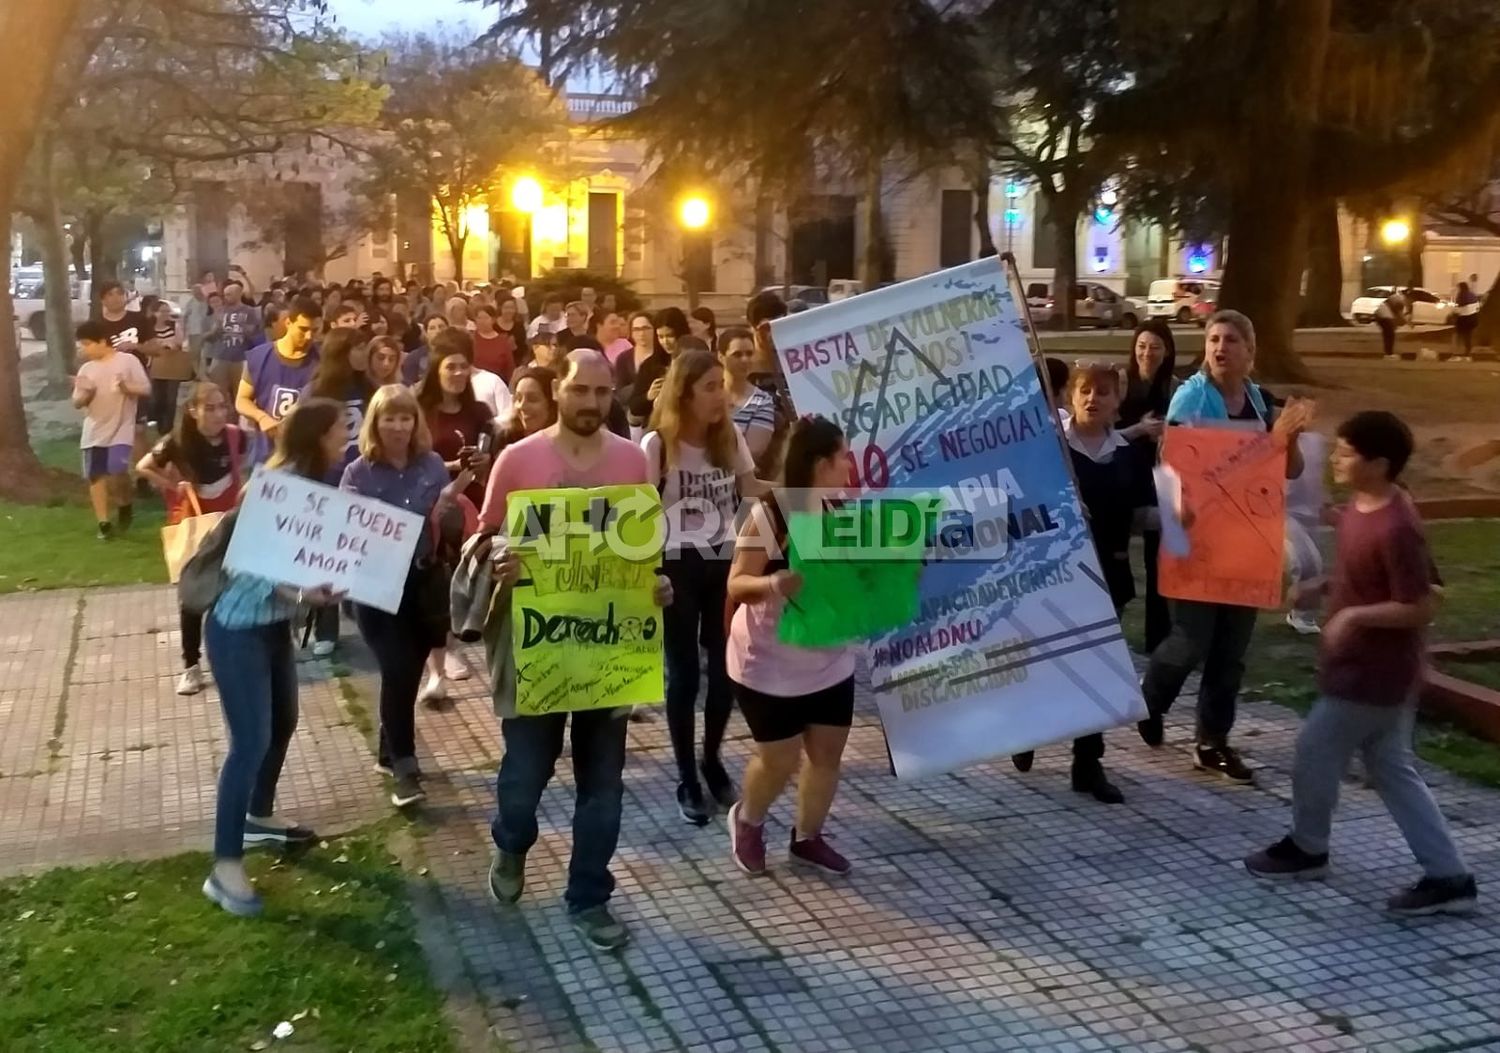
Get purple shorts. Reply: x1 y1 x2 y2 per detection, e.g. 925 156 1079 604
82 444 133 481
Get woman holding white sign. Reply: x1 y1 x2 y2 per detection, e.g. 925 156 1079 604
202 398 347 918
341 384 475 808
726 415 858 877
643 348 764 826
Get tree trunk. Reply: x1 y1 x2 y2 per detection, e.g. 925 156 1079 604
859 155 888 287
972 158 997 258
1050 193 1081 331
1217 0 1329 383
1473 269 1500 349
1299 198 1348 327
443 224 466 285
85 209 112 313
39 196 75 384
753 192 774 288
0 0 85 492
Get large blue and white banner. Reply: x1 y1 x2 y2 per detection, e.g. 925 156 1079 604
770 257 1145 778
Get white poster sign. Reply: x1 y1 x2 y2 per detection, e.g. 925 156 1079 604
769 257 1146 778
224 468 423 614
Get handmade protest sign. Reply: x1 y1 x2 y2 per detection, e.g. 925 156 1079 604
769 256 1144 778
778 497 936 648
1158 427 1287 609
224 468 421 613
505 484 665 716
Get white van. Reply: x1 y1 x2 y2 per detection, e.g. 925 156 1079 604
1148 278 1219 324
826 279 865 302
10 271 92 340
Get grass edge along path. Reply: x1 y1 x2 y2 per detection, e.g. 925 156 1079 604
0 821 466 1053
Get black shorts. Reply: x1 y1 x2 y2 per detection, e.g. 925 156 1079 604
733 677 855 743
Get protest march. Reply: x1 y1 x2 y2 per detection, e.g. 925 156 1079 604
63 258 1477 954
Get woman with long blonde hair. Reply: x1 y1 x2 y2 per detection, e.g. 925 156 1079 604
642 347 762 825
340 384 473 808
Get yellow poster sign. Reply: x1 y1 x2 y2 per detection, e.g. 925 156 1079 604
505 485 666 716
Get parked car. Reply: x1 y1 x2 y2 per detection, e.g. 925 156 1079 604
10 272 92 340
1121 296 1147 329
1024 281 1129 328
826 279 865 302
1349 286 1456 326
1148 277 1220 323
756 284 829 307
1190 289 1219 326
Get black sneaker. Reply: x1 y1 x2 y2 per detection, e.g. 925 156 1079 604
1387 875 1478 917
571 905 629 951
243 817 317 845
1137 714 1164 747
488 851 525 904
390 773 426 808
676 781 710 826
116 503 134 531
1071 762 1124 804
1245 835 1329 880
1195 743 1253 784
700 758 738 810
1012 750 1035 773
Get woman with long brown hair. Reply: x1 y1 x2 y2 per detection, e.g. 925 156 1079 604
641 347 763 825
201 398 346 917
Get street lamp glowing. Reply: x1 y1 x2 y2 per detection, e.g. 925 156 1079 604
1380 218 1411 246
511 176 543 214
678 195 711 230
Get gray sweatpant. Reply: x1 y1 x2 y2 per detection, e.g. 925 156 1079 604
1291 696 1467 878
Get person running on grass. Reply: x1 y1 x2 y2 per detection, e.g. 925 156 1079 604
480 349 674 952
201 398 345 918
136 382 247 695
1245 411 1478 917
73 319 152 539
341 385 475 808
726 415 859 877
643 347 765 826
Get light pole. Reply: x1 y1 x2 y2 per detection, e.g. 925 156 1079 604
677 193 712 309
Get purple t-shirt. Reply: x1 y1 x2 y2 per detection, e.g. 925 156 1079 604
216 303 264 364
245 342 319 465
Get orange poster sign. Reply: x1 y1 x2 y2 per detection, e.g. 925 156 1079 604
1158 427 1287 609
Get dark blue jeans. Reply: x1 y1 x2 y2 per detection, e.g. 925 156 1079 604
491 708 629 913
205 617 298 859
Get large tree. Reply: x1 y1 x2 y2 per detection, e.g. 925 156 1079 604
1103 0 1500 380
360 35 561 284
485 0 996 287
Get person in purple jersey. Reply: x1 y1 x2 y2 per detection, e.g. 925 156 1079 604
237 297 321 467
210 272 264 399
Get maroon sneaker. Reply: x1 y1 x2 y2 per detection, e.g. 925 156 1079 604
789 830 851 876
727 802 767 876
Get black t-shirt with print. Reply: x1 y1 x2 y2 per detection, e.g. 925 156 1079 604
152 427 246 491
100 311 151 370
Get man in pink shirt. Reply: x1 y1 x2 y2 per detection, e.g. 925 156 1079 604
482 349 670 952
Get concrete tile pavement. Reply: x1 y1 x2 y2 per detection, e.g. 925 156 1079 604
2 583 1499 1052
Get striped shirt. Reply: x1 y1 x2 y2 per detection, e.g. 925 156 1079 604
731 386 776 437
211 571 296 629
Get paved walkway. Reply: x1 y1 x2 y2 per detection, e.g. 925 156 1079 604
3 585 1499 1053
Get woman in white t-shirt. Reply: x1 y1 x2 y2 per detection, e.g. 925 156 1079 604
642 348 763 827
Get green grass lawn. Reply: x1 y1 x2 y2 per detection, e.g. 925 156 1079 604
1122 519 1500 788
0 435 171 594
0 826 457 1053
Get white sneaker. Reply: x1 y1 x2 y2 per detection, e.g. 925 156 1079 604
444 652 471 681
312 639 336 658
1285 610 1321 636
176 665 205 695
419 674 449 704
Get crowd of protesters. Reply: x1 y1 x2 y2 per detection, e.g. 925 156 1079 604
71 271 1477 942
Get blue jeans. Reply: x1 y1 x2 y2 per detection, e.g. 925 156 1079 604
491 708 629 912
205 617 298 859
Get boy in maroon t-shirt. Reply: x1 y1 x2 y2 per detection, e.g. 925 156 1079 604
1245 412 1477 916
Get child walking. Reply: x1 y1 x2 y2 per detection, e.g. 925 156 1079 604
1244 411 1478 916
73 319 152 539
